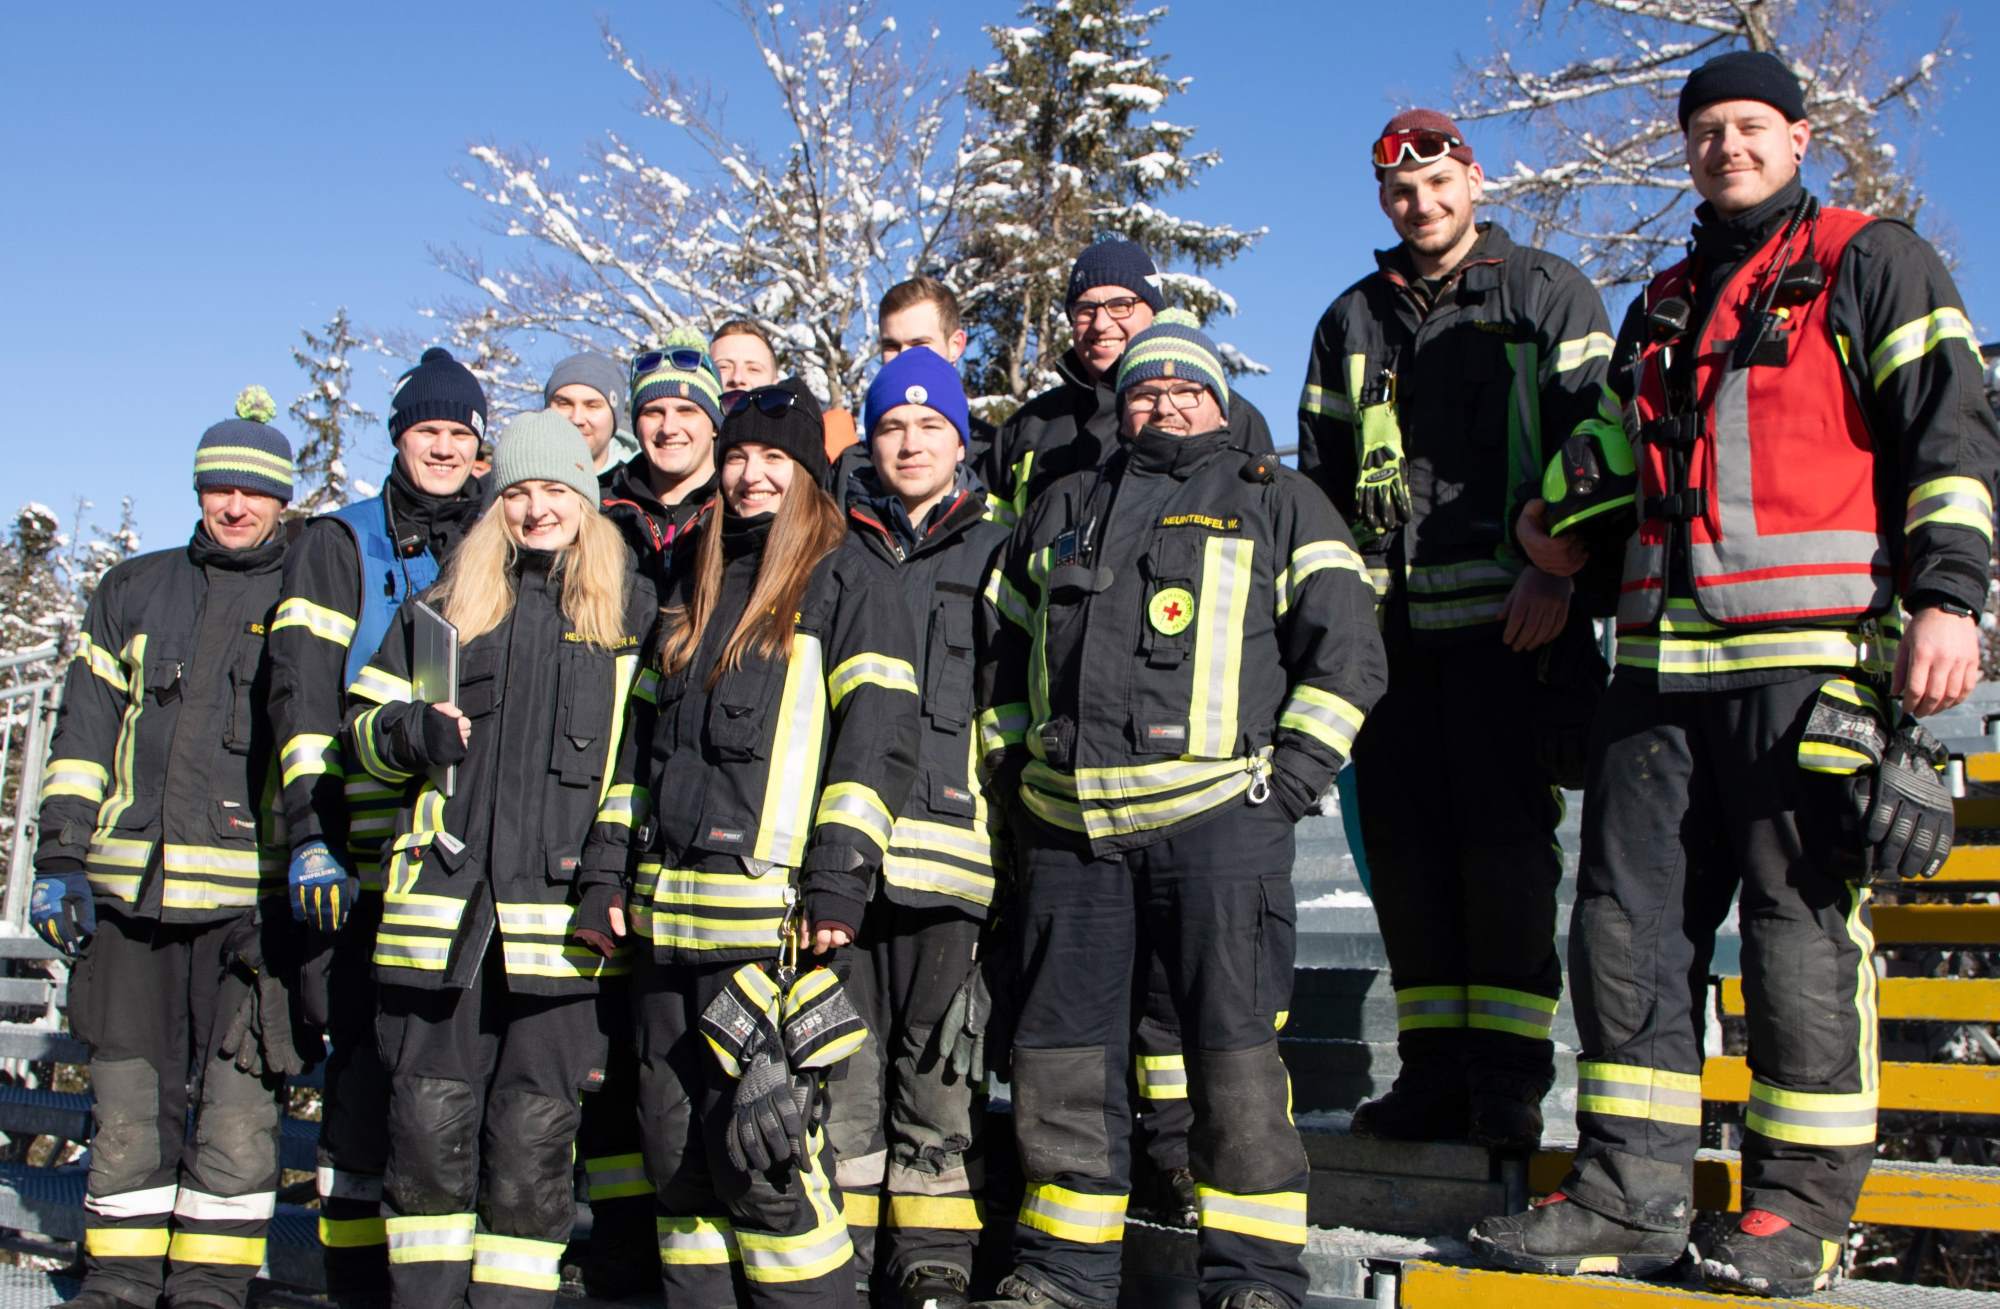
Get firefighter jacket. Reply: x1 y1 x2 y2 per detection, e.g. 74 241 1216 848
845 470 1012 917
342 554 658 995
582 511 921 966
981 347 1275 527
599 453 715 576
36 529 288 923
268 465 484 886
1297 223 1614 642
1573 181 2000 689
978 425 1388 857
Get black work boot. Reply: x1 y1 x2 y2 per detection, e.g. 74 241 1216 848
1467 1073 1547 1152
59 1294 135 1309
900 1262 971 1309
1701 1210 1843 1298
1217 1287 1287 1309
1349 1080 1469 1142
1469 1192 1689 1278
1129 1162 1200 1228
973 1269 1101 1309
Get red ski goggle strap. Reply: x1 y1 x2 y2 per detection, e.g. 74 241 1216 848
1372 128 1463 169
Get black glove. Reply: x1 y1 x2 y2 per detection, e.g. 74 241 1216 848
421 706 469 766
572 883 625 958
1855 721 1954 880
218 939 308 1079
934 963 991 1084
725 1048 814 1176
1266 763 1321 823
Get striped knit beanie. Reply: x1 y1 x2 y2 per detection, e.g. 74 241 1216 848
193 386 295 502
1115 308 1228 408
630 326 725 432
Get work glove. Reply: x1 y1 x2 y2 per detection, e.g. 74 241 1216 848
288 840 359 933
725 1047 815 1176
571 883 625 958
420 706 469 767
700 963 784 1079
1853 721 1955 881
934 962 992 1084
29 871 94 956
780 967 868 1070
219 965 309 1078
1352 430 1412 538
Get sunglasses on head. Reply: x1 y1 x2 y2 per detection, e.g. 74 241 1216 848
728 386 802 417
632 346 710 378
1372 129 1463 169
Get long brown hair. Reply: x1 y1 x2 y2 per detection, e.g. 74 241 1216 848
658 479 847 685
433 496 630 649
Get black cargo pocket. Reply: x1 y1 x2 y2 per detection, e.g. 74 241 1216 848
546 849 582 886
553 651 613 787
211 798 260 847
145 651 186 705
1137 530 1200 670
223 652 260 754
456 645 503 720
1255 872 1297 1019
374 1003 412 1075
926 593 976 733
708 664 775 762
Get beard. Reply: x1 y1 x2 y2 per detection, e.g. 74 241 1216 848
1402 208 1472 256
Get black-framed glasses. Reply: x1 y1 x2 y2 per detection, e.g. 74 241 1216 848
632 346 710 377
1069 296 1144 326
727 386 802 417
1125 385 1211 413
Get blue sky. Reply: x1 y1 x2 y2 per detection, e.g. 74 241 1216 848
4 1 1993 550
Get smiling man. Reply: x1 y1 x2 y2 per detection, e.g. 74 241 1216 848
1297 109 1614 1159
598 330 724 573
1473 52 2000 1298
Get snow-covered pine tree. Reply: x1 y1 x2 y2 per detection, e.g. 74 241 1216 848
955 0 1264 416
425 0 968 409
289 308 380 517
1448 0 1959 288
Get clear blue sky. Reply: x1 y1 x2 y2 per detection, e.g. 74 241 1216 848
4 1 1993 551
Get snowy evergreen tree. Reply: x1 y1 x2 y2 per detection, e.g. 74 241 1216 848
1448 0 1961 288
427 0 968 408
288 309 380 517
954 0 1265 414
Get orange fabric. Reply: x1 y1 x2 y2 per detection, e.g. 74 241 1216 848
823 408 858 463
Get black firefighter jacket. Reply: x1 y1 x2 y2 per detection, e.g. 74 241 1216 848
36 529 289 922
583 511 921 967
846 474 1012 917
978 426 1388 857
342 554 658 996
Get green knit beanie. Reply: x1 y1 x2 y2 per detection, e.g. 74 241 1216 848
492 410 601 506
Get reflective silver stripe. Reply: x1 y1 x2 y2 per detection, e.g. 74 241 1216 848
1300 382 1355 422
1275 539 1367 616
317 1168 383 1203
755 633 824 865
85 1183 179 1218
496 903 573 934
883 854 996 904
1277 685 1363 757
1079 770 1253 844
1408 594 1509 630
586 1164 649 1197
827 653 919 708
1466 997 1557 1036
1551 332 1615 375
736 1220 853 1274
1196 1187 1308 1242
387 1221 476 1252
1905 476 1995 539
173 1188 276 1221
382 897 463 923
817 783 893 849
471 1243 561 1278
1406 560 1517 594
1188 537 1253 757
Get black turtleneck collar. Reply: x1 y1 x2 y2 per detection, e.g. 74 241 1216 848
1692 176 1806 267
514 546 559 582
188 524 286 573
1124 425 1231 479
720 508 775 559
388 458 486 553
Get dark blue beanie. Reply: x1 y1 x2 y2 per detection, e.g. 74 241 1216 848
389 347 489 443
1065 239 1165 312
193 386 295 502
865 348 970 447
1678 51 1807 128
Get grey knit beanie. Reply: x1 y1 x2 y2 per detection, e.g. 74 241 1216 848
492 410 601 506
544 352 633 450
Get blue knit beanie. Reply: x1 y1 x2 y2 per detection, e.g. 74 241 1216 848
864 348 970 447
193 386 295 502
390 347 489 443
1116 309 1228 408
1065 239 1165 311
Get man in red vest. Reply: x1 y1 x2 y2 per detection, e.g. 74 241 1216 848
1472 50 2000 1298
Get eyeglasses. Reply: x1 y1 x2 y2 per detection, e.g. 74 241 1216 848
1125 385 1211 413
1069 296 1145 326
727 386 802 417
632 346 710 377
1371 128 1463 169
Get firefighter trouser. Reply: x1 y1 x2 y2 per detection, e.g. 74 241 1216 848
572 981 654 1283
67 909 284 1309
1352 634 1564 1102
631 958 856 1308
376 950 608 1309
827 899 986 1289
1563 672 1878 1241
1133 944 1193 1177
1008 800 1307 1309
306 892 393 1297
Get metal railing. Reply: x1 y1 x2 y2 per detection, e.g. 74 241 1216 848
0 646 65 937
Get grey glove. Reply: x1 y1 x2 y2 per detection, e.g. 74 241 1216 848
934 964 991 1084
1856 722 1955 880
726 1048 813 1176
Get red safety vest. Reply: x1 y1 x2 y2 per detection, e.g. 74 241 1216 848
1619 206 1893 630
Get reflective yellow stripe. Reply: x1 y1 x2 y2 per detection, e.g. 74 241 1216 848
470 1232 565 1291
887 1194 982 1230
319 1215 387 1248
280 732 342 787
585 1153 651 1200
1019 1183 1127 1244
827 651 919 708
86 1227 172 1258
1275 539 1368 617
40 757 109 802
658 1215 740 1265
1906 475 1995 541
1397 984 1468 1032
1869 306 1976 388
167 1231 267 1267
816 781 894 852
735 1211 853 1284
596 783 645 828
1196 1186 1307 1245
1187 536 1253 757
1466 985 1559 1040
95 633 146 830
643 868 792 953
1551 332 1616 375
1277 684 1364 758
978 702 1030 757
985 568 1033 633
272 596 356 648
1576 1061 1704 1126
1136 1052 1187 1101
1744 1080 1877 1147
844 1191 880 1228
755 632 826 866
1848 884 1879 1094
351 705 415 784
386 1212 476 1264
75 633 130 692
1299 382 1355 422
349 664 414 705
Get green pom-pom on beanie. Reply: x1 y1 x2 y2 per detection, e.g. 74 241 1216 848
235 385 278 424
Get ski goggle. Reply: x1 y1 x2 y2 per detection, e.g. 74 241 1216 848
727 386 802 417
1371 128 1463 169
632 346 710 378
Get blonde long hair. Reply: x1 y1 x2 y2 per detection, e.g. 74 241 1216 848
433 495 630 649
659 481 846 685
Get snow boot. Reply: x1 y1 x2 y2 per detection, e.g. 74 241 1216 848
900 1262 971 1309
1469 1192 1689 1278
1700 1210 1842 1298
972 1269 1104 1309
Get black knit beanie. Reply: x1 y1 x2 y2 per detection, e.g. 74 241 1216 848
1065 239 1165 312
389 347 490 443
1678 51 1807 128
717 378 827 485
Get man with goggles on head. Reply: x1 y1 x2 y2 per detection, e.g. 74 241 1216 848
598 330 726 573
1296 109 1615 1157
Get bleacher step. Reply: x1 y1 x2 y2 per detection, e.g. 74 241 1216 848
1394 1260 2000 1307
